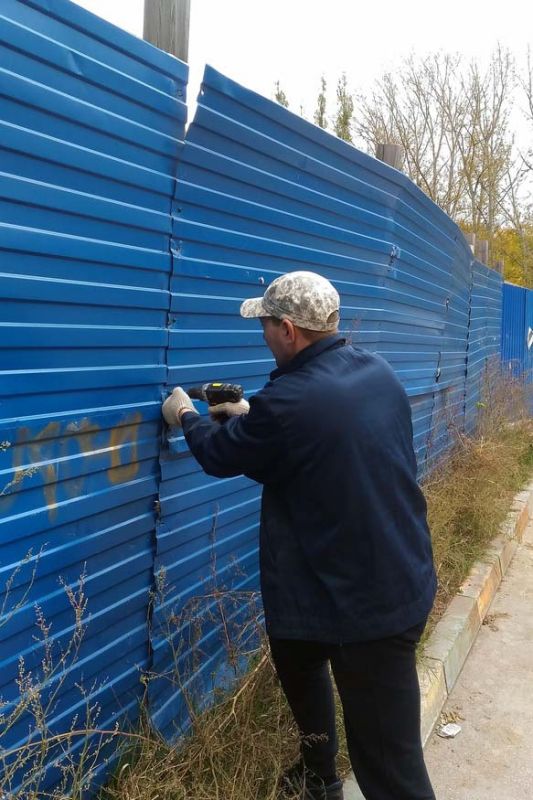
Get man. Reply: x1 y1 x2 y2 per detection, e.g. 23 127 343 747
162 271 437 800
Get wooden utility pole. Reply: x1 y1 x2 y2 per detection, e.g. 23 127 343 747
375 143 404 171
143 0 190 62
476 239 489 266
465 233 476 254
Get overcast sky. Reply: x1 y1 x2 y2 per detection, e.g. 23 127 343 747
73 0 533 123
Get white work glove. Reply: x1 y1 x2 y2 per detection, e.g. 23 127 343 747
162 387 199 427
208 398 250 421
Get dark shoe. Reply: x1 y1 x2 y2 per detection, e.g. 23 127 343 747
280 760 344 800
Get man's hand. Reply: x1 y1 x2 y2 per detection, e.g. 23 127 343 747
162 387 199 427
208 399 250 421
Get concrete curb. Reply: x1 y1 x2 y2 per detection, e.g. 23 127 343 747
419 481 533 744
344 482 533 799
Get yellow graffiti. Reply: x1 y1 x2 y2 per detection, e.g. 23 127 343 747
33 423 61 518
1 423 62 518
2 414 142 517
63 419 101 499
108 412 142 485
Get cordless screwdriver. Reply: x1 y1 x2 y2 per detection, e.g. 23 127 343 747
186 382 244 406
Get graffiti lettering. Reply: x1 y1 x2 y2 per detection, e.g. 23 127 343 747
108 413 142 485
62 419 101 499
1 415 142 518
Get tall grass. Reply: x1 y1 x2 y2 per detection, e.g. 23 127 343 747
423 372 533 629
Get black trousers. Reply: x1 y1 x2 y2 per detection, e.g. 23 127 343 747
269 622 436 800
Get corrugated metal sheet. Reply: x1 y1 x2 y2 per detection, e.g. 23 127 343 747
464 261 503 431
150 66 479 737
501 282 533 411
501 282 526 377
526 290 533 385
0 0 186 792
1 12 524 788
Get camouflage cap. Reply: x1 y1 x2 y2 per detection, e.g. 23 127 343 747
240 271 340 332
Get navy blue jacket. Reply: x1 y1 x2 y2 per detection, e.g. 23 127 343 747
182 335 436 643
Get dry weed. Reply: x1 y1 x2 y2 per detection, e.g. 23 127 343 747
423 372 533 635
101 643 300 800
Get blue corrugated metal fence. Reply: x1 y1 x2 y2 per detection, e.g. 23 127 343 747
0 1 530 794
0 0 186 792
149 65 504 738
502 283 532 377
500 282 533 413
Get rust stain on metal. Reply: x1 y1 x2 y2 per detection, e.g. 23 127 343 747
108 413 142 484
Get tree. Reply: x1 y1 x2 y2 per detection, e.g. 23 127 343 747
314 76 328 129
334 73 354 143
274 80 289 108
460 48 516 254
270 48 532 284
519 47 533 174
354 49 518 265
492 225 533 285
354 54 469 216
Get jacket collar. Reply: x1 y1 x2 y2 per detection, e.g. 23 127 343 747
270 334 346 380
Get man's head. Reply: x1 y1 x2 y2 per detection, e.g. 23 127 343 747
240 271 340 367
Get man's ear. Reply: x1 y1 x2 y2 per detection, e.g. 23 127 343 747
281 318 296 342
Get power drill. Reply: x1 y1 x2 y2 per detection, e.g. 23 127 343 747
186 382 244 406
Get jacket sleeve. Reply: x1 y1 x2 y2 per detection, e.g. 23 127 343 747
181 392 283 482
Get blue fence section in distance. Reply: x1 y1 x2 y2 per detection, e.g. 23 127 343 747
501 283 532 377
501 282 533 412
0 2 532 793
528 292 533 383
0 0 186 792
